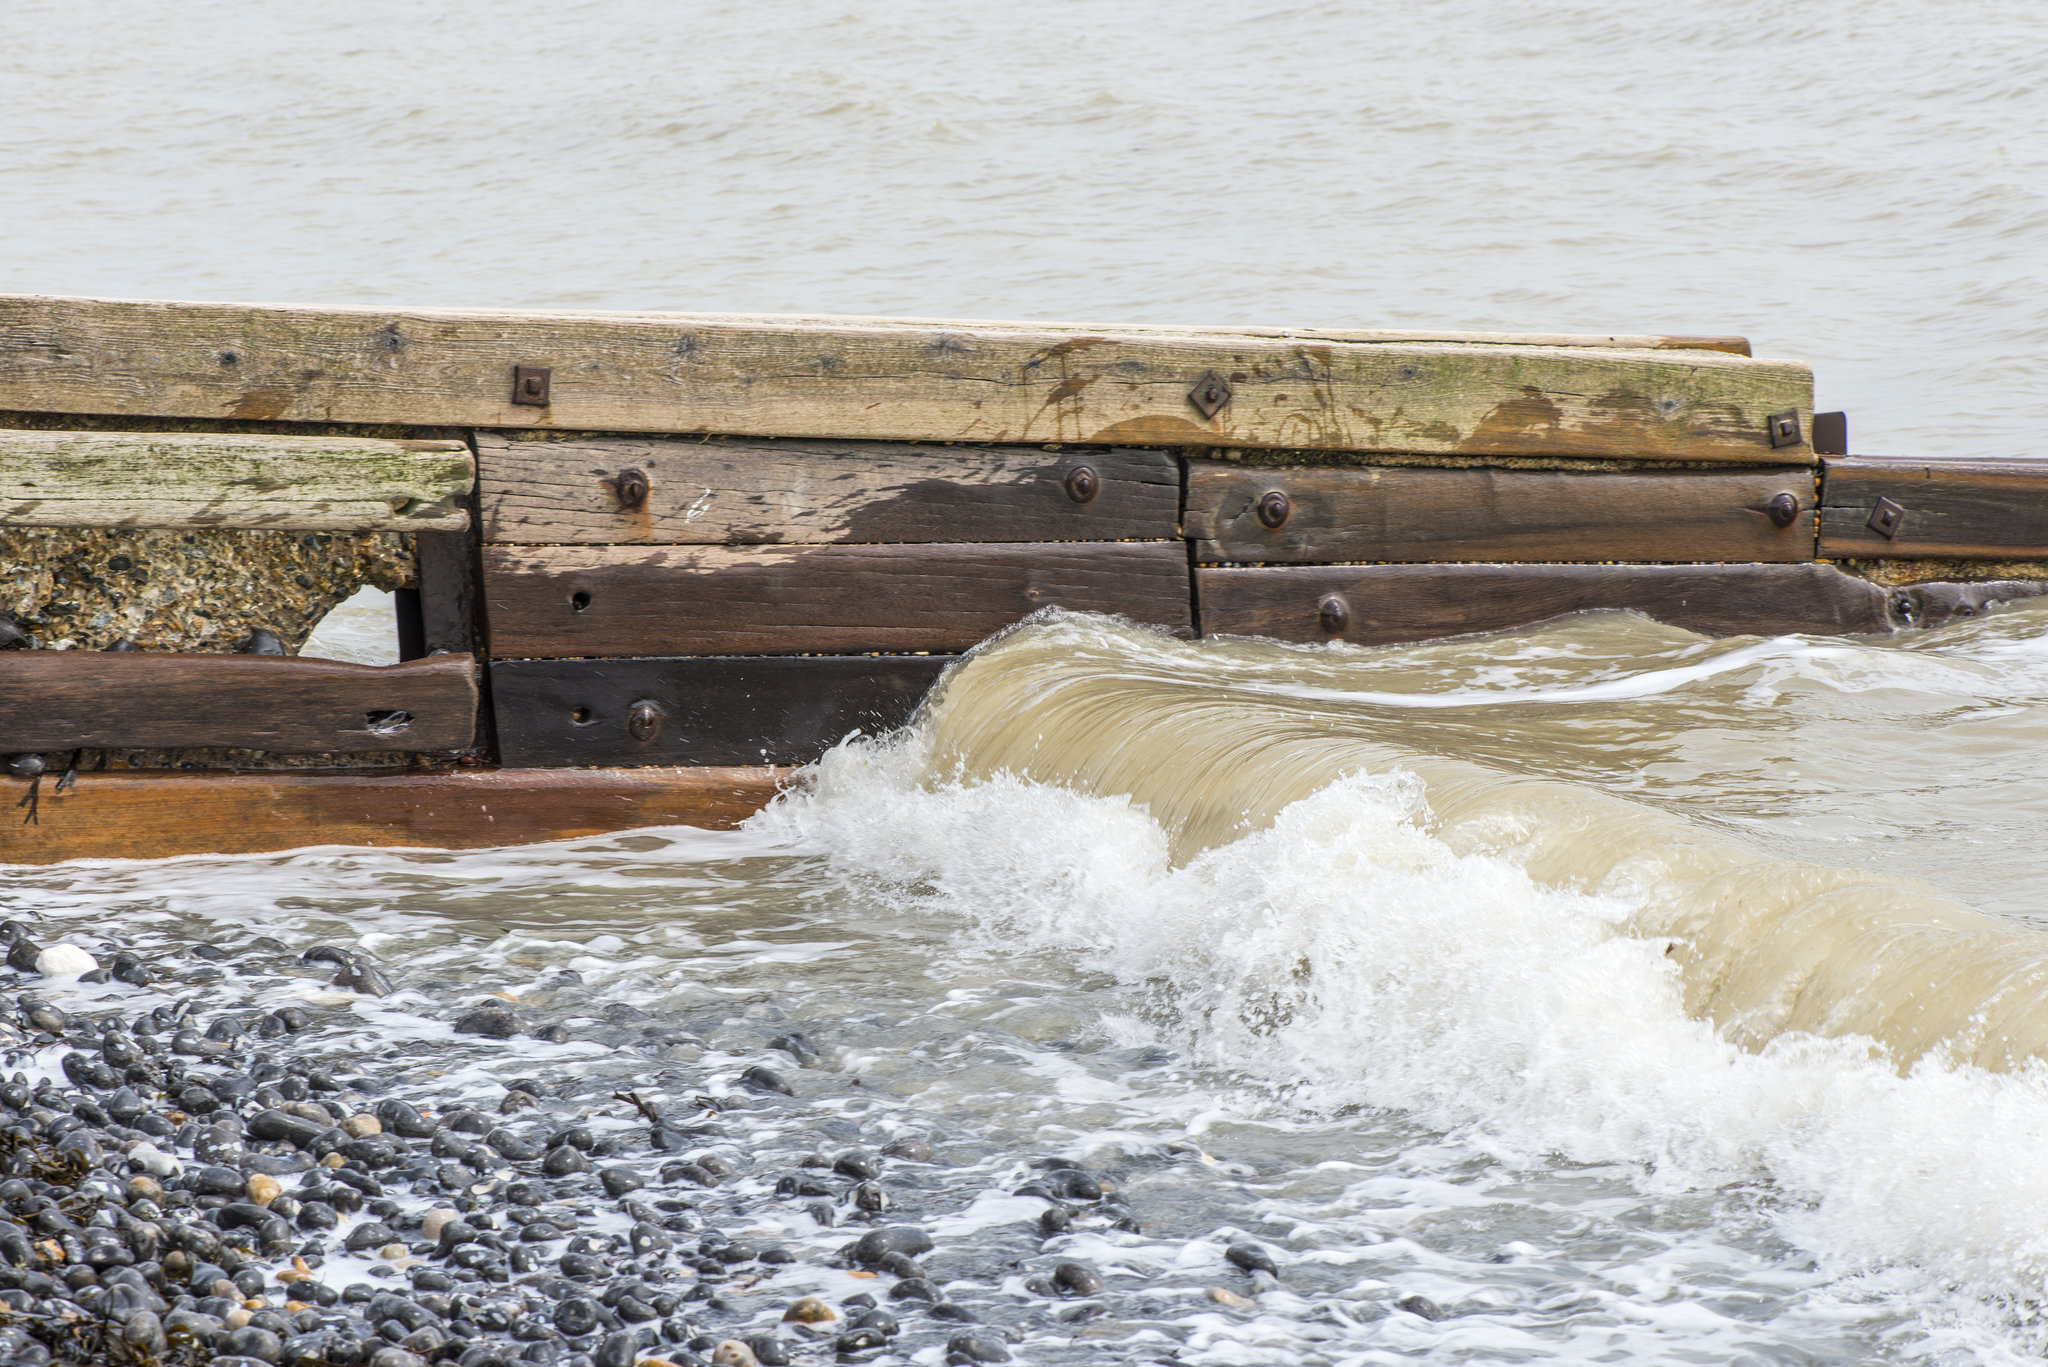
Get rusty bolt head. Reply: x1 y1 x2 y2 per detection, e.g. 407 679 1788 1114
511 365 552 406
1317 594 1350 636
1188 370 1233 419
1256 490 1292 529
1767 409 1802 448
626 701 663 744
612 467 650 512
1765 492 1801 528
1063 465 1099 504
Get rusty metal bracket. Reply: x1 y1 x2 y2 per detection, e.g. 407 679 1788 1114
512 365 552 407
1867 497 1906 540
1767 410 1802 449
1188 371 1233 420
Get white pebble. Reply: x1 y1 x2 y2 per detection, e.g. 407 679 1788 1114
35 944 98 976
127 1142 181 1178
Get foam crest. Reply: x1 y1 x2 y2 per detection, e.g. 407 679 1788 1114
871 612 2048 1071
766 722 2048 1321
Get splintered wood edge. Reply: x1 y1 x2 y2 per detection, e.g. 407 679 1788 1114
0 766 789 865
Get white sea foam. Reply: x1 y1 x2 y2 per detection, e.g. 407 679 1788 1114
760 708 2048 1358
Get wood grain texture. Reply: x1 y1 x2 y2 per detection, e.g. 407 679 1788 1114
482 541 1193 656
493 656 954 767
1185 461 1816 563
0 428 472 530
0 295 1812 463
0 653 477 751
1819 456 2048 558
1197 563 1892 646
476 434 1179 544
0 766 783 865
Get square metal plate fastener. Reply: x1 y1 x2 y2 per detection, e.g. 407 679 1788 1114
512 365 552 407
1767 409 1803 448
1188 370 1233 420
1811 411 1847 456
1867 497 1906 539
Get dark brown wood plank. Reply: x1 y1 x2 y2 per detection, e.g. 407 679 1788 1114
493 656 953 767
1197 563 1892 646
0 295 1814 463
0 653 477 751
476 435 1179 544
1820 456 2048 558
1185 462 1816 563
482 542 1193 656
416 529 485 656
0 767 783 864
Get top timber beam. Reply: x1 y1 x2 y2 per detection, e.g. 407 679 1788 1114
0 295 1813 464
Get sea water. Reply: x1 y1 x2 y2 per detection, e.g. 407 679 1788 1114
5 2 2048 1360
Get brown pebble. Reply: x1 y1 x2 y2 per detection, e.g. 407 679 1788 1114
420 1208 461 1243
341 1113 383 1137
1207 1286 1256 1309
224 1307 253 1329
320 1153 346 1169
781 1297 836 1324
246 1174 282 1207
125 1176 164 1204
711 1342 760 1367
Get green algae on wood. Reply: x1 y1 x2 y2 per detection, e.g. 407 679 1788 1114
0 429 472 531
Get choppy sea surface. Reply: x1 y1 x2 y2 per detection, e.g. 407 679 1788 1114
14 608 2048 1363
8 2 2048 1363
2 0 2045 457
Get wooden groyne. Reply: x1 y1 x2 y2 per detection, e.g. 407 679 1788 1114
3 294 2046 863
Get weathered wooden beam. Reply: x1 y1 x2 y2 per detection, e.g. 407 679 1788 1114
704 315 1755 354
0 653 477 751
492 656 953 767
0 295 1812 463
1820 456 2048 559
1197 563 1893 645
1185 462 1816 563
0 429 473 530
0 766 783 864
475 434 1179 544
482 542 1192 656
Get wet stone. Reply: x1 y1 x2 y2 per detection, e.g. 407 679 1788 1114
543 1146 593 1177
945 1329 1012 1363
1052 1261 1104 1296
739 1066 792 1096
1226 1241 1279 1277
851 1225 933 1265
454 1005 519 1039
598 1166 644 1197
